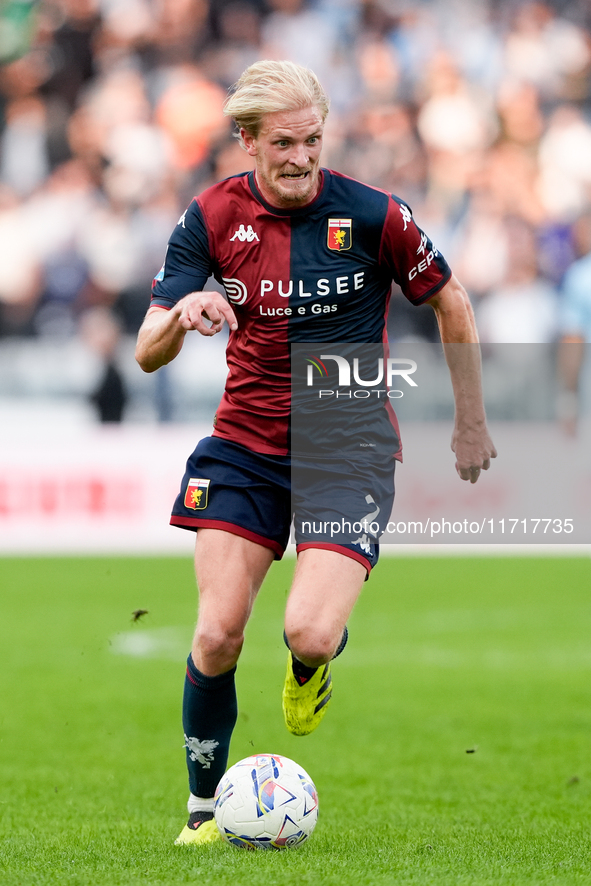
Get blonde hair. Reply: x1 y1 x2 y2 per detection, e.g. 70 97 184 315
223 60 330 140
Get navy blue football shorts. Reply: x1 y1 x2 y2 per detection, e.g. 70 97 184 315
170 436 396 574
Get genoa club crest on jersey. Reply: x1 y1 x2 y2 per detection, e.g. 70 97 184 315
327 218 352 251
184 478 210 510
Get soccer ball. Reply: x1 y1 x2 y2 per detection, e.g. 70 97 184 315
214 753 319 849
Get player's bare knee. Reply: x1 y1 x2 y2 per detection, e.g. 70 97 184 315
285 626 335 667
193 624 244 668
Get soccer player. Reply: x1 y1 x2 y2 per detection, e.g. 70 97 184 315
135 60 496 845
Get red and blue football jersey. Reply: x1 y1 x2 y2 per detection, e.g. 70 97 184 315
151 169 451 454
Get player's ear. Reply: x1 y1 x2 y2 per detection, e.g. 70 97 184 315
241 129 258 157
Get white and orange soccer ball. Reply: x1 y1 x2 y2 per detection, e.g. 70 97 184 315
214 754 319 850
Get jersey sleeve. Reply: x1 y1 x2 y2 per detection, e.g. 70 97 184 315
379 195 451 305
151 199 212 308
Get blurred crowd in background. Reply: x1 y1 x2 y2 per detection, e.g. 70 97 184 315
1 0 590 422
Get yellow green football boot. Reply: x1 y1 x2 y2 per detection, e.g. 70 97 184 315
175 813 223 846
282 654 333 736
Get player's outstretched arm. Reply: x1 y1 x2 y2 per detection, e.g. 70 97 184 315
135 292 238 373
427 274 497 483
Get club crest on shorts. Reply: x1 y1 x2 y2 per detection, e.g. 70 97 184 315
184 478 210 510
327 218 352 251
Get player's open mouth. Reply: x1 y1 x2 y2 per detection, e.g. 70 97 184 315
282 172 309 180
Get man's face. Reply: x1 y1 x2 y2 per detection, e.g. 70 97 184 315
242 106 324 209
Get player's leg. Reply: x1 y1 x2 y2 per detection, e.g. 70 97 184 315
285 445 395 736
170 436 291 842
191 527 275 675
286 547 365 665
282 548 367 736
176 528 274 845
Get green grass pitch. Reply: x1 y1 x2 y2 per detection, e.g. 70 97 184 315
1 554 591 885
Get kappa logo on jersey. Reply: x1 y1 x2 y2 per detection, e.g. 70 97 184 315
230 224 260 242
178 209 187 228
184 478 210 510
327 218 352 251
399 203 412 231
222 277 248 305
416 232 428 256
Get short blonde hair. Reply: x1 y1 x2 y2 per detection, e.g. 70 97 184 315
223 60 330 140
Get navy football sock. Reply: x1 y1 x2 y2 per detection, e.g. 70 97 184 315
182 655 237 798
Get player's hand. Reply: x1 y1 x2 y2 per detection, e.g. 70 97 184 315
177 291 238 336
451 423 497 483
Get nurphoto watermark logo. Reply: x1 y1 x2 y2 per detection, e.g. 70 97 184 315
305 353 418 399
